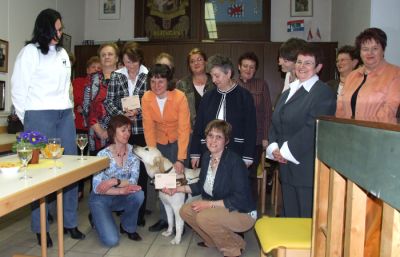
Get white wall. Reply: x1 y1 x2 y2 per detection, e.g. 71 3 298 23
84 0 135 43
370 0 400 66
58 0 86 47
331 0 371 47
0 0 85 125
331 0 400 66
271 0 332 42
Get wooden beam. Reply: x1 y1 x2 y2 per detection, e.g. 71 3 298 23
380 203 400 257
326 170 346 257
343 181 366 257
311 159 330 257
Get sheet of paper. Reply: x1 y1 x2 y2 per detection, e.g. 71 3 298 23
121 95 140 111
155 173 176 189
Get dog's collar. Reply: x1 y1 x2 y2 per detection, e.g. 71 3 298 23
165 166 173 173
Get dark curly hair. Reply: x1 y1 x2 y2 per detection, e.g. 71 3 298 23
355 27 387 51
337 45 361 67
147 64 175 91
238 52 259 71
279 38 307 61
27 9 63 54
297 44 324 66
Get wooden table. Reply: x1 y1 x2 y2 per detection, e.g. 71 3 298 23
0 133 16 153
0 155 109 257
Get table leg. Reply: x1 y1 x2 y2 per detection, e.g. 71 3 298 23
39 198 47 257
57 190 64 257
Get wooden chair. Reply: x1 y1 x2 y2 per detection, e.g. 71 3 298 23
255 216 312 257
257 151 282 216
257 151 268 214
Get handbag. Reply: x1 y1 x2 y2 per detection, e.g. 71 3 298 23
7 114 24 134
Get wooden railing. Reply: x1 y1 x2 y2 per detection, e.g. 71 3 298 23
312 117 400 257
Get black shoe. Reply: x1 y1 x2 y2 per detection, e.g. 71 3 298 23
36 232 53 248
120 224 142 241
88 213 95 228
137 218 146 227
144 209 152 215
64 227 86 239
148 220 168 232
47 213 54 224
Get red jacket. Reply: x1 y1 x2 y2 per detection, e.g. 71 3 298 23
72 76 89 131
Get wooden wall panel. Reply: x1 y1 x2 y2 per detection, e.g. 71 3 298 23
263 43 284 106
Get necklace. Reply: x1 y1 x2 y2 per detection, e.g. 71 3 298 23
210 155 221 171
114 145 127 158
117 151 126 158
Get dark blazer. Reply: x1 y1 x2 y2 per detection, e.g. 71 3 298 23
176 73 214 128
326 79 339 95
189 149 256 213
269 80 336 187
190 84 257 163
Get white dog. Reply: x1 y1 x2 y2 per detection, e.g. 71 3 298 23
133 146 200 244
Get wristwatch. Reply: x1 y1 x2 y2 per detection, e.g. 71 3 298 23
114 178 121 188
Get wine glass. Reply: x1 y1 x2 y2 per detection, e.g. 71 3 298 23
48 138 61 170
17 142 33 180
76 134 88 160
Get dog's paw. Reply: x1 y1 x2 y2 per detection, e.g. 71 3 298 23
170 237 181 245
162 230 173 237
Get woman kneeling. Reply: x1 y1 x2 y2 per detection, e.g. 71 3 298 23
89 115 144 247
164 120 256 257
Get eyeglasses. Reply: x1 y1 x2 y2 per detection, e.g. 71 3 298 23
336 58 352 63
295 60 315 67
206 133 224 141
190 58 204 64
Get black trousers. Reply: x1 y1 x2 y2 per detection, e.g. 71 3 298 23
280 182 313 217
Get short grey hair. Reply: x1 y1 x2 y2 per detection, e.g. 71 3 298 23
206 54 235 78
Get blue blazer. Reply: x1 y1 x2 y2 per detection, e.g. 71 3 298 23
189 149 256 213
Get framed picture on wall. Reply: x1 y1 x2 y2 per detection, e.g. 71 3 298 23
99 0 121 20
62 33 72 53
0 39 9 73
291 0 313 17
202 0 270 41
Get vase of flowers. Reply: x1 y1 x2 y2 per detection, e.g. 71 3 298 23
13 130 48 164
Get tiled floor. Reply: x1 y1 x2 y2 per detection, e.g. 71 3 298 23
0 181 262 257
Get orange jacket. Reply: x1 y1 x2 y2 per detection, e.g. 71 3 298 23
142 89 191 161
336 61 400 123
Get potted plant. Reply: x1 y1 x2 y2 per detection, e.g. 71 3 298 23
12 130 48 164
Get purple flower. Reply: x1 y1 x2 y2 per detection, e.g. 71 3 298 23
14 130 48 150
